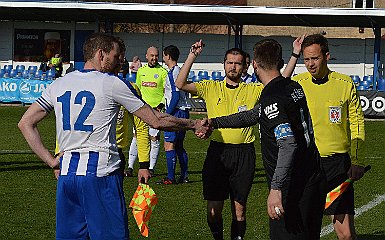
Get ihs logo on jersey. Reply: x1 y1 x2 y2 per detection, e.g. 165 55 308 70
329 106 342 123
264 103 279 119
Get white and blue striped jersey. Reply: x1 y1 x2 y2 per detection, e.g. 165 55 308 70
164 65 190 114
36 70 145 177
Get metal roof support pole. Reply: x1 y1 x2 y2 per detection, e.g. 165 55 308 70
104 19 113 34
234 24 243 50
228 21 243 50
373 24 381 90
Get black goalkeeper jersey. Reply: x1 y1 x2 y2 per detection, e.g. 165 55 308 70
258 76 320 190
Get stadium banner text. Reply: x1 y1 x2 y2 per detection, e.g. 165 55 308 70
0 78 52 104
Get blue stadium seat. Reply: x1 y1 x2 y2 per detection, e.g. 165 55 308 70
359 80 371 90
211 71 222 80
363 75 373 86
34 70 43 80
350 75 360 86
117 72 124 80
28 65 38 75
22 70 30 79
46 69 55 80
9 69 18 78
3 65 13 73
356 85 367 91
198 71 209 80
188 71 195 80
126 73 136 83
192 75 203 82
0 69 5 78
16 65 26 73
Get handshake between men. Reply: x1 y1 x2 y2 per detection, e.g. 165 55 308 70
193 118 213 140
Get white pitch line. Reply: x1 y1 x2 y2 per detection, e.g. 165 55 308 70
320 193 385 237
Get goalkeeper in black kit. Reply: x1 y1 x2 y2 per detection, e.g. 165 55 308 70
208 39 327 239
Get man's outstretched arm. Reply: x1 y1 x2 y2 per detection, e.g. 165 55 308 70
210 104 259 129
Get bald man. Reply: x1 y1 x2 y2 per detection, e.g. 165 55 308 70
127 46 168 176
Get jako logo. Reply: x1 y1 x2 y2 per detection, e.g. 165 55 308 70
264 103 279 119
20 81 31 94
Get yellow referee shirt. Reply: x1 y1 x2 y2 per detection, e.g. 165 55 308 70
293 71 365 166
195 80 263 144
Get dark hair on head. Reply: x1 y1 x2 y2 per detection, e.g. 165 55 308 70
83 33 119 61
224 48 246 66
163 45 180 61
301 34 329 55
253 39 283 70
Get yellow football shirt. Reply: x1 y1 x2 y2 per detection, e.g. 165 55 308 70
195 80 263 144
293 71 365 166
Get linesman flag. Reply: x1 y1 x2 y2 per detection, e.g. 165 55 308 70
325 165 371 210
129 183 158 237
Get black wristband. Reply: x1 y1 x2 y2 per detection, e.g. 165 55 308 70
291 52 300 58
139 162 150 169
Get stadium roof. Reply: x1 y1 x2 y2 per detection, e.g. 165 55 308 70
0 1 385 28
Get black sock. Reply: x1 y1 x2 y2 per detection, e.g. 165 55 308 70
231 219 246 240
207 217 223 240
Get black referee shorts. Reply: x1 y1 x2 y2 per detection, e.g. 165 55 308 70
202 141 256 205
322 153 355 215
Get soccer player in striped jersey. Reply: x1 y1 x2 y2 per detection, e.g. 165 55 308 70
157 45 191 185
18 33 210 240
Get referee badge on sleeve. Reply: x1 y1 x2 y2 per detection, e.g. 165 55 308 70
238 105 247 112
329 106 342 123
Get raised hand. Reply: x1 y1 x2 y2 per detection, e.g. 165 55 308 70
189 40 204 57
293 34 305 56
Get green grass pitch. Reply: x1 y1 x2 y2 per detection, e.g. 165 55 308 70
0 106 384 239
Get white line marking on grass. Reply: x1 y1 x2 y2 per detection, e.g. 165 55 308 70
320 193 385 237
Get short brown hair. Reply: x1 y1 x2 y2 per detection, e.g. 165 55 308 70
301 34 329 55
83 33 119 61
253 39 283 70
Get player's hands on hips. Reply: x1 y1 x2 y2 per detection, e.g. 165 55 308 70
53 152 64 180
138 169 151 184
292 34 305 56
348 164 365 181
267 189 284 220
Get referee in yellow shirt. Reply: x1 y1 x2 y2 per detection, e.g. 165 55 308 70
293 34 366 240
176 40 263 240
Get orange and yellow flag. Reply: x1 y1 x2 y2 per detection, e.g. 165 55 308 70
325 178 353 209
129 183 158 237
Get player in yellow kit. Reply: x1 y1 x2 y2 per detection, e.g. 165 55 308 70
293 34 365 240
